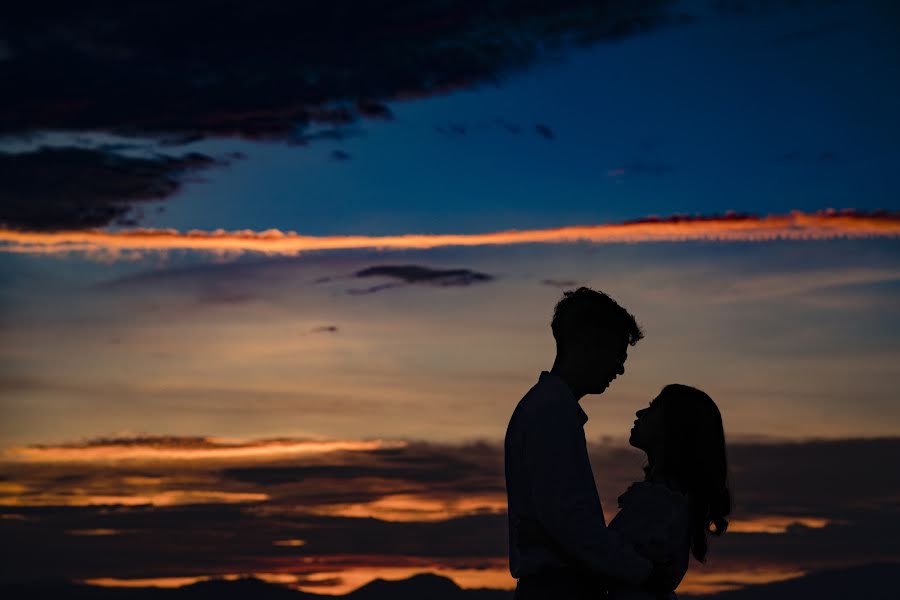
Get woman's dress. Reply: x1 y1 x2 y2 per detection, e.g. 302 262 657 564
607 481 692 600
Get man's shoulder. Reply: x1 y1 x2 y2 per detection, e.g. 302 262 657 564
516 376 577 424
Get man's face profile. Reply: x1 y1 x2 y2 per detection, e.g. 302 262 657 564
570 330 628 394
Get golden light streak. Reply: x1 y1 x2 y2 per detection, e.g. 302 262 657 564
0 489 269 507
84 576 213 588
677 567 807 594
3 438 407 463
0 513 28 520
2 210 897 260
307 493 508 522
66 528 124 536
727 515 831 533
0 482 28 494
295 565 514 595
273 539 307 547
120 476 166 486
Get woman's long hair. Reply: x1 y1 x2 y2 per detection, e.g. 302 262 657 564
646 384 731 562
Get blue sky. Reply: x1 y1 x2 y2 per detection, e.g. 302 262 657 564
5 1 899 237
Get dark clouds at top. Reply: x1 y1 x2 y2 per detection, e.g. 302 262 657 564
0 147 237 231
0 0 692 231
0 0 687 143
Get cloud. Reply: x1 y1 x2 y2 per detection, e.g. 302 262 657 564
0 434 897 589
0 1 699 232
534 124 555 140
0 1 688 145
2 210 898 261
0 147 232 231
347 265 495 295
2 435 405 463
310 325 339 334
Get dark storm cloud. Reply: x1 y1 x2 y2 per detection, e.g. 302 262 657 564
0 0 695 232
709 508 900 569
1 435 897 582
0 503 508 582
0 147 232 231
223 439 501 489
94 257 496 305
589 438 900 520
0 0 689 144
351 265 495 295
723 438 900 517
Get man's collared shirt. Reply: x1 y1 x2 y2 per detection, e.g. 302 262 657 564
504 371 652 585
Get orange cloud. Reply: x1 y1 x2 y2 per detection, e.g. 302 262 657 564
307 492 508 522
76 563 811 595
727 515 831 534
1 209 897 261
3 436 407 463
677 567 807 595
0 489 269 507
82 563 514 595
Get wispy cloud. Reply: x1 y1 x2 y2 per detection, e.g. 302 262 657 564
2 210 897 261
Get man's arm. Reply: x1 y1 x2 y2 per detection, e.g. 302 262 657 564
527 402 653 585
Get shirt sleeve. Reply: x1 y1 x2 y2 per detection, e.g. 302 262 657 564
526 401 653 585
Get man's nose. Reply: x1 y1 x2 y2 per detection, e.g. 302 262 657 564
617 363 625 376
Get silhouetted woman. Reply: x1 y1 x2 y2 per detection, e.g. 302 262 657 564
607 384 732 599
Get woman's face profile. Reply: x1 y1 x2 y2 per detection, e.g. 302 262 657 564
629 394 664 452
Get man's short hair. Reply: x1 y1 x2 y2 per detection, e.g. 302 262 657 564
551 287 643 353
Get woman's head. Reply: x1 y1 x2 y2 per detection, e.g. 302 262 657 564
629 384 731 562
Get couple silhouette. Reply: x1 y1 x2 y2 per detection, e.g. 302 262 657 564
505 287 731 599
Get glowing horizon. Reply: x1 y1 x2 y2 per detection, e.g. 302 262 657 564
2 209 897 261
80 564 811 596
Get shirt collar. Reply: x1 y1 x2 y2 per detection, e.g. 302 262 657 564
539 370 589 425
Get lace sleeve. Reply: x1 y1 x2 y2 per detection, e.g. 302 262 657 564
608 482 691 594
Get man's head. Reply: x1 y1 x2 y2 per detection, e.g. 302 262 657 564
551 287 643 394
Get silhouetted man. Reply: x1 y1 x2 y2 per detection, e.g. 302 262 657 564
504 287 653 599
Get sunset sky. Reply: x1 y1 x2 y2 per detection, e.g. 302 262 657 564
1 0 899 596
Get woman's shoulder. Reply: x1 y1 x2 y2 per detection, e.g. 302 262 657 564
618 480 690 510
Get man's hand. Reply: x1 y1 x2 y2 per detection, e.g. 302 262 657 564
635 541 674 595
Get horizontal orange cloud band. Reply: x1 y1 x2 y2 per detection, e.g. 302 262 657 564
2 437 407 462
1 209 897 260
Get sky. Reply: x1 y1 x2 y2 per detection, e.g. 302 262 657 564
1 0 899 596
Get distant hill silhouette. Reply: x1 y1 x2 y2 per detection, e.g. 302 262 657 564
680 563 900 600
2 563 898 600
0 572 510 600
